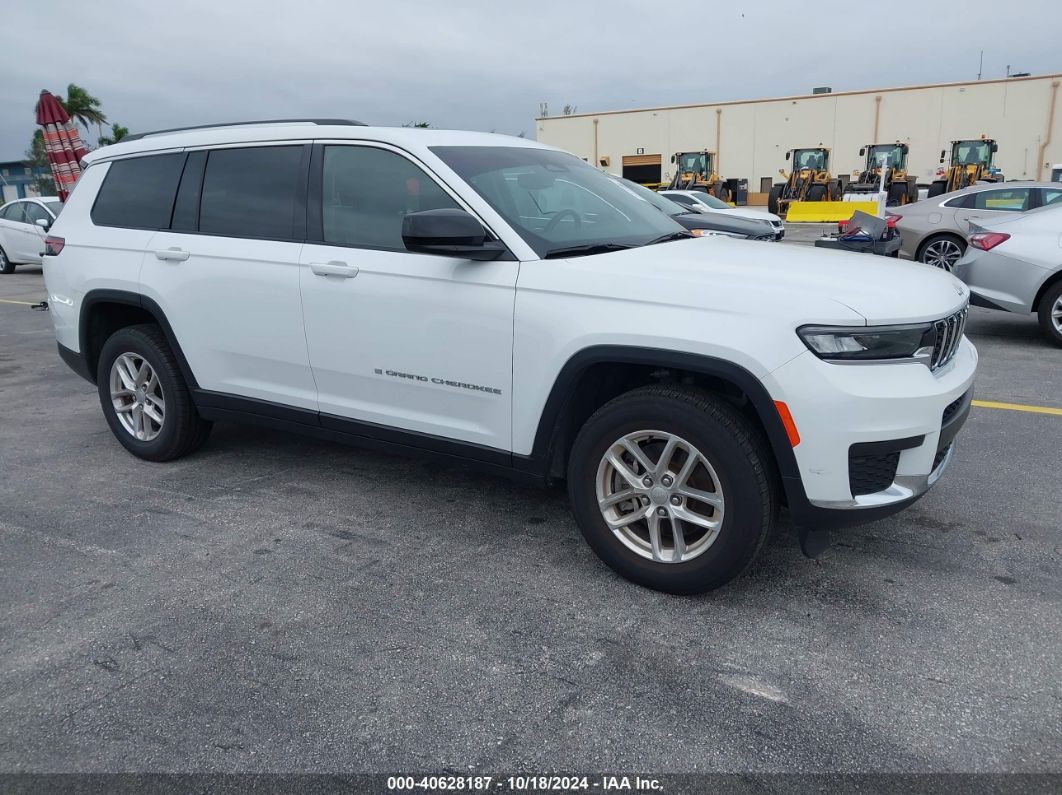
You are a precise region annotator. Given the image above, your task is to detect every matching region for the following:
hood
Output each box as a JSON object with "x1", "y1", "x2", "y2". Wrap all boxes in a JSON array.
[{"x1": 546, "y1": 236, "x2": 969, "y2": 326}]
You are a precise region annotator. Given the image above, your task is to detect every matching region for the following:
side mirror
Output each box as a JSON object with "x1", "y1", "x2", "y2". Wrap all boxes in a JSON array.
[
  {"x1": 402, "y1": 209, "x2": 506, "y2": 261},
  {"x1": 35, "y1": 218, "x2": 51, "y2": 231},
  {"x1": 991, "y1": 143, "x2": 998, "y2": 153},
  {"x1": 859, "y1": 147, "x2": 866, "y2": 156},
  {"x1": 785, "y1": 151, "x2": 791, "y2": 161},
  {"x1": 940, "y1": 149, "x2": 946, "y2": 160},
  {"x1": 670, "y1": 154, "x2": 676, "y2": 163}
]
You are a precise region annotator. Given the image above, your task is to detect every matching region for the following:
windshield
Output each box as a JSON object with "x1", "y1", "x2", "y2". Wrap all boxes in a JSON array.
[
  {"x1": 692, "y1": 193, "x2": 730, "y2": 209},
  {"x1": 431, "y1": 146, "x2": 684, "y2": 257},
  {"x1": 793, "y1": 149, "x2": 827, "y2": 170},
  {"x1": 867, "y1": 145, "x2": 904, "y2": 169},
  {"x1": 609, "y1": 177, "x2": 686, "y2": 217},
  {"x1": 676, "y1": 152, "x2": 711, "y2": 175},
  {"x1": 953, "y1": 141, "x2": 991, "y2": 166}
]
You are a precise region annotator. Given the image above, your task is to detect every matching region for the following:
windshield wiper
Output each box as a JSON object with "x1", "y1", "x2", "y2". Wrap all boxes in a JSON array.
[
  {"x1": 543, "y1": 243, "x2": 636, "y2": 259},
  {"x1": 643, "y1": 231, "x2": 694, "y2": 246}
]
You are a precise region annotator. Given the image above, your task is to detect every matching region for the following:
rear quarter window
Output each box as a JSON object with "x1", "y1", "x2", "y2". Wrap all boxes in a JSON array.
[{"x1": 91, "y1": 153, "x2": 186, "y2": 229}]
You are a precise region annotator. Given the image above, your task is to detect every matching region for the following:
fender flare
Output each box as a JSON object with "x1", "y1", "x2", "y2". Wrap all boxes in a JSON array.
[{"x1": 79, "y1": 289, "x2": 199, "y2": 388}]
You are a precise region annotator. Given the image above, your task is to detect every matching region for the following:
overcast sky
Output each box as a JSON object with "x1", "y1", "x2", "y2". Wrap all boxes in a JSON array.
[{"x1": 2, "y1": 0, "x2": 1059, "y2": 161}]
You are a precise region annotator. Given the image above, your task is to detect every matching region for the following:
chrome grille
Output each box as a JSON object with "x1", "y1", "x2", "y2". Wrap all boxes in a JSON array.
[{"x1": 930, "y1": 306, "x2": 968, "y2": 371}]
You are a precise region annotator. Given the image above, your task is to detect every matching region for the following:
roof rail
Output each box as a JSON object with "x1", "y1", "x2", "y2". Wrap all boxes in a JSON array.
[{"x1": 121, "y1": 118, "x2": 368, "y2": 142}]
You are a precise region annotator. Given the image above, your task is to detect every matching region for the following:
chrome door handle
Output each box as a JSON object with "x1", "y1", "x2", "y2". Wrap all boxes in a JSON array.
[
  {"x1": 310, "y1": 261, "x2": 359, "y2": 278},
  {"x1": 155, "y1": 248, "x2": 190, "y2": 262}
]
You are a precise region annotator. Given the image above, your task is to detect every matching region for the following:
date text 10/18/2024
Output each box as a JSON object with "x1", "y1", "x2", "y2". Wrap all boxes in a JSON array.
[{"x1": 387, "y1": 776, "x2": 663, "y2": 792}]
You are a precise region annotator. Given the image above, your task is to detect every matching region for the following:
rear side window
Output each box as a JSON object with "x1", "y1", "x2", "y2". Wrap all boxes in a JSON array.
[
  {"x1": 199, "y1": 146, "x2": 304, "y2": 239},
  {"x1": 0, "y1": 203, "x2": 28, "y2": 222},
  {"x1": 91, "y1": 153, "x2": 186, "y2": 229}
]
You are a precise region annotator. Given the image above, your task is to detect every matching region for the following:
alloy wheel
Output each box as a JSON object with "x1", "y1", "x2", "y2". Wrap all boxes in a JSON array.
[
  {"x1": 922, "y1": 239, "x2": 964, "y2": 271},
  {"x1": 109, "y1": 352, "x2": 165, "y2": 441},
  {"x1": 595, "y1": 430, "x2": 725, "y2": 563},
  {"x1": 1053, "y1": 296, "x2": 1062, "y2": 334}
]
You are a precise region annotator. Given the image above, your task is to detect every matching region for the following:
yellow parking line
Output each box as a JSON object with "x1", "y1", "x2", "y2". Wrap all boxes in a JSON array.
[
  {"x1": 972, "y1": 399, "x2": 1062, "y2": 416},
  {"x1": 0, "y1": 298, "x2": 39, "y2": 306}
]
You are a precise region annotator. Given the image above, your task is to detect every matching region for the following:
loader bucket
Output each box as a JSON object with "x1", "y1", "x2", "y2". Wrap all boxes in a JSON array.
[{"x1": 786, "y1": 200, "x2": 879, "y2": 223}]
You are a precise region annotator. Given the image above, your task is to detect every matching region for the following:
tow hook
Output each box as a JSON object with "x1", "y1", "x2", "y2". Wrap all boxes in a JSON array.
[
  {"x1": 30, "y1": 301, "x2": 49, "y2": 311},
  {"x1": 798, "y1": 526, "x2": 832, "y2": 558}
]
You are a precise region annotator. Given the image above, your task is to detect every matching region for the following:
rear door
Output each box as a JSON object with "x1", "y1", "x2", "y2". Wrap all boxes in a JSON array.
[
  {"x1": 141, "y1": 144, "x2": 318, "y2": 411},
  {"x1": 0, "y1": 202, "x2": 40, "y2": 261},
  {"x1": 952, "y1": 187, "x2": 1033, "y2": 233}
]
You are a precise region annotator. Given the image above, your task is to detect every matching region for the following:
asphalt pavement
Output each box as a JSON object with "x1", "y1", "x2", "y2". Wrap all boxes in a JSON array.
[{"x1": 0, "y1": 259, "x2": 1059, "y2": 775}]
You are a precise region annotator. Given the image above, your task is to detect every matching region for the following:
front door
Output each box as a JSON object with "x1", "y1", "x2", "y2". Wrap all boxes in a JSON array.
[{"x1": 299, "y1": 143, "x2": 518, "y2": 452}]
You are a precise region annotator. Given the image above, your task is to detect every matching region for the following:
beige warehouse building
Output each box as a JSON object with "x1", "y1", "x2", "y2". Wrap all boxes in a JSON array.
[{"x1": 536, "y1": 73, "x2": 1061, "y2": 197}]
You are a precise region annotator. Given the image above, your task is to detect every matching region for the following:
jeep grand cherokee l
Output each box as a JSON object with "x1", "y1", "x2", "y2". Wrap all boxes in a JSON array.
[{"x1": 42, "y1": 120, "x2": 976, "y2": 594}]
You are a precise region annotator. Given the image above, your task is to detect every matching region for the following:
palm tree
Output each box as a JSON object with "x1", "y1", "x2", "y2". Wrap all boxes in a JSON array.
[
  {"x1": 60, "y1": 84, "x2": 107, "y2": 139},
  {"x1": 98, "y1": 123, "x2": 130, "y2": 147}
]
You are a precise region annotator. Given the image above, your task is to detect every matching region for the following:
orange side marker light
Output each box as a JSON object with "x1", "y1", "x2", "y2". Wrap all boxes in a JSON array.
[{"x1": 774, "y1": 401, "x2": 800, "y2": 447}]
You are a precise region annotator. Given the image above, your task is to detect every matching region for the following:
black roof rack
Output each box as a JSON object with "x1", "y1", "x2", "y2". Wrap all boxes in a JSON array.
[{"x1": 121, "y1": 118, "x2": 367, "y2": 143}]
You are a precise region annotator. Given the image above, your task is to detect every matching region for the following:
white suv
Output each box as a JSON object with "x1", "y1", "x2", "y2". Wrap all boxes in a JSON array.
[{"x1": 42, "y1": 120, "x2": 977, "y2": 593}]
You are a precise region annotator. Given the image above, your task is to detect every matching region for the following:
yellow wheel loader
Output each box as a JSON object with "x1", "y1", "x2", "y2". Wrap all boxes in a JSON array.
[
  {"x1": 844, "y1": 143, "x2": 918, "y2": 206},
  {"x1": 928, "y1": 138, "x2": 1003, "y2": 197},
  {"x1": 666, "y1": 151, "x2": 732, "y2": 202},
  {"x1": 768, "y1": 147, "x2": 842, "y2": 217}
]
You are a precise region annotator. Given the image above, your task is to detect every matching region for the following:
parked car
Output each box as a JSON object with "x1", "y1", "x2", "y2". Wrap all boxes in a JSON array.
[
  {"x1": 609, "y1": 176, "x2": 777, "y2": 240},
  {"x1": 43, "y1": 121, "x2": 975, "y2": 594},
  {"x1": 0, "y1": 196, "x2": 62, "y2": 273},
  {"x1": 891, "y1": 182, "x2": 1062, "y2": 271},
  {"x1": 954, "y1": 202, "x2": 1062, "y2": 347},
  {"x1": 659, "y1": 189, "x2": 785, "y2": 240}
]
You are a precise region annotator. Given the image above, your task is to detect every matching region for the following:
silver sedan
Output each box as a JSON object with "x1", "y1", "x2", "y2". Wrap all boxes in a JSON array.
[
  {"x1": 892, "y1": 182, "x2": 1061, "y2": 270},
  {"x1": 954, "y1": 202, "x2": 1062, "y2": 347}
]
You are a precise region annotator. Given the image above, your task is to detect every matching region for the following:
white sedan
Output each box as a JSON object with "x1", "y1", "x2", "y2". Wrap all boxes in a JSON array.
[
  {"x1": 660, "y1": 190, "x2": 784, "y2": 240},
  {"x1": 0, "y1": 197, "x2": 62, "y2": 274}
]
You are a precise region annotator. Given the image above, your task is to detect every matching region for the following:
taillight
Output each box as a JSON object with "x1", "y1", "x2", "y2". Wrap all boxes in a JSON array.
[
  {"x1": 969, "y1": 232, "x2": 1010, "y2": 251},
  {"x1": 43, "y1": 236, "x2": 65, "y2": 256},
  {"x1": 884, "y1": 213, "x2": 901, "y2": 226}
]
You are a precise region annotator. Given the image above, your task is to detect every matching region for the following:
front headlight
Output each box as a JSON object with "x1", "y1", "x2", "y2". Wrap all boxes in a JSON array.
[{"x1": 797, "y1": 323, "x2": 936, "y2": 363}]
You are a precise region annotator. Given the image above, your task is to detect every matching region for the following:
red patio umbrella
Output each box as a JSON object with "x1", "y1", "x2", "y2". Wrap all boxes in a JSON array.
[{"x1": 35, "y1": 90, "x2": 88, "y2": 202}]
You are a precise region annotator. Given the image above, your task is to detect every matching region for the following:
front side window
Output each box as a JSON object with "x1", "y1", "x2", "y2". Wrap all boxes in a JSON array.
[
  {"x1": 23, "y1": 203, "x2": 51, "y2": 225},
  {"x1": 91, "y1": 153, "x2": 186, "y2": 229},
  {"x1": 199, "y1": 146, "x2": 304, "y2": 239},
  {"x1": 431, "y1": 146, "x2": 682, "y2": 257},
  {"x1": 321, "y1": 146, "x2": 459, "y2": 250},
  {"x1": 970, "y1": 188, "x2": 1030, "y2": 212}
]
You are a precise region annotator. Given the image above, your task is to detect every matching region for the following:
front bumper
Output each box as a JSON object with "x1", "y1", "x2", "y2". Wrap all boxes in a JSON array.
[{"x1": 765, "y1": 338, "x2": 977, "y2": 524}]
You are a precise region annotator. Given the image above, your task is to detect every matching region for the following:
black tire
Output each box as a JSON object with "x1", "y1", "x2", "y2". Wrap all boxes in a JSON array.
[
  {"x1": 806, "y1": 184, "x2": 827, "y2": 201},
  {"x1": 830, "y1": 180, "x2": 842, "y2": 200},
  {"x1": 927, "y1": 180, "x2": 947, "y2": 198},
  {"x1": 767, "y1": 185, "x2": 783, "y2": 215},
  {"x1": 567, "y1": 386, "x2": 778, "y2": 595},
  {"x1": 0, "y1": 245, "x2": 14, "y2": 275},
  {"x1": 96, "y1": 324, "x2": 212, "y2": 461},
  {"x1": 916, "y1": 233, "x2": 966, "y2": 271},
  {"x1": 1036, "y1": 280, "x2": 1062, "y2": 348},
  {"x1": 714, "y1": 183, "x2": 730, "y2": 204},
  {"x1": 886, "y1": 183, "x2": 907, "y2": 206}
]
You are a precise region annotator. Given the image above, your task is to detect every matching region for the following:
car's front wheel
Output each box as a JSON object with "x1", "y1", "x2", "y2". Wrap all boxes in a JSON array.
[
  {"x1": 918, "y1": 234, "x2": 966, "y2": 271},
  {"x1": 96, "y1": 324, "x2": 212, "y2": 461},
  {"x1": 567, "y1": 386, "x2": 777, "y2": 594},
  {"x1": 1037, "y1": 280, "x2": 1062, "y2": 348}
]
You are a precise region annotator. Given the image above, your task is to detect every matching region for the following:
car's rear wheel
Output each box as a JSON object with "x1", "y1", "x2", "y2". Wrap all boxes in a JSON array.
[
  {"x1": 0, "y1": 245, "x2": 14, "y2": 275},
  {"x1": 918, "y1": 234, "x2": 966, "y2": 271},
  {"x1": 1037, "y1": 280, "x2": 1062, "y2": 348},
  {"x1": 567, "y1": 386, "x2": 777, "y2": 594},
  {"x1": 97, "y1": 324, "x2": 212, "y2": 461}
]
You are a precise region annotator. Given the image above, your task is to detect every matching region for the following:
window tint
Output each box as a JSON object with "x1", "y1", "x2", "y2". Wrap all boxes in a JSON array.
[
  {"x1": 943, "y1": 194, "x2": 973, "y2": 208},
  {"x1": 321, "y1": 146, "x2": 459, "y2": 250},
  {"x1": 44, "y1": 201, "x2": 62, "y2": 217},
  {"x1": 200, "y1": 146, "x2": 304, "y2": 239},
  {"x1": 171, "y1": 150, "x2": 206, "y2": 232},
  {"x1": 969, "y1": 188, "x2": 1030, "y2": 212},
  {"x1": 23, "y1": 203, "x2": 51, "y2": 224},
  {"x1": 92, "y1": 153, "x2": 186, "y2": 229},
  {"x1": 0, "y1": 203, "x2": 27, "y2": 222},
  {"x1": 668, "y1": 194, "x2": 696, "y2": 206},
  {"x1": 1040, "y1": 188, "x2": 1062, "y2": 207}
]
